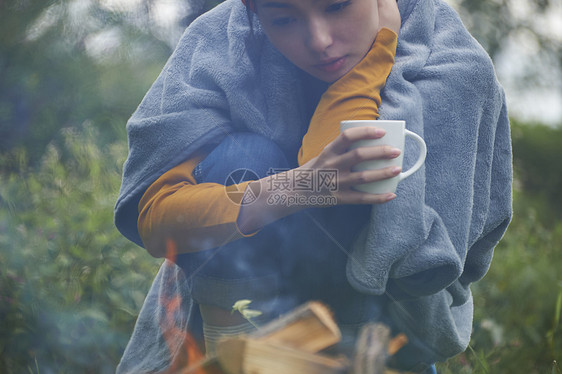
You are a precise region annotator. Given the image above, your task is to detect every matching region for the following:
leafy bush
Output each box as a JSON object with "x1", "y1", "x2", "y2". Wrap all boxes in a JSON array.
[
  {"x1": 511, "y1": 120, "x2": 562, "y2": 223},
  {"x1": 0, "y1": 126, "x2": 161, "y2": 373}
]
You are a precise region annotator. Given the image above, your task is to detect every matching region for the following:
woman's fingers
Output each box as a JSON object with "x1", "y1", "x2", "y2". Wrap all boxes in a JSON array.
[
  {"x1": 326, "y1": 127, "x2": 385, "y2": 155},
  {"x1": 337, "y1": 189, "x2": 397, "y2": 205},
  {"x1": 336, "y1": 144, "x2": 401, "y2": 170},
  {"x1": 339, "y1": 165, "x2": 401, "y2": 187},
  {"x1": 307, "y1": 126, "x2": 403, "y2": 206}
]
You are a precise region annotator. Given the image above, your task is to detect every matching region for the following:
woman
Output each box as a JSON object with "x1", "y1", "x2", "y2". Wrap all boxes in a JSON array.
[{"x1": 115, "y1": 0, "x2": 512, "y2": 372}]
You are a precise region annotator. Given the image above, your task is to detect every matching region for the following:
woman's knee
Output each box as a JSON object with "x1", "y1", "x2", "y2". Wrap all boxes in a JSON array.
[{"x1": 196, "y1": 132, "x2": 290, "y2": 183}]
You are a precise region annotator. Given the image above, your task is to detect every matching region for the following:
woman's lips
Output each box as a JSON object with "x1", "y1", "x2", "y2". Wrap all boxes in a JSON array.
[{"x1": 315, "y1": 57, "x2": 346, "y2": 73}]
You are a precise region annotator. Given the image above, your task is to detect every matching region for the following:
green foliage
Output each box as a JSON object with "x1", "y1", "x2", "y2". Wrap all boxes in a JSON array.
[
  {"x1": 511, "y1": 120, "x2": 562, "y2": 223},
  {"x1": 455, "y1": 0, "x2": 561, "y2": 93},
  {"x1": 0, "y1": 126, "x2": 161, "y2": 373},
  {"x1": 0, "y1": 0, "x2": 171, "y2": 169}
]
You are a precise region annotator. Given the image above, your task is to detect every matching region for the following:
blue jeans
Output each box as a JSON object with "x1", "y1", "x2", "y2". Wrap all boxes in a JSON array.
[
  {"x1": 176, "y1": 132, "x2": 375, "y2": 322},
  {"x1": 175, "y1": 132, "x2": 436, "y2": 373}
]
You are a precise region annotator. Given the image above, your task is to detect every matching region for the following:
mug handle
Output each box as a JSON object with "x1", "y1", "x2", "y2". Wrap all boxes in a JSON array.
[{"x1": 399, "y1": 130, "x2": 427, "y2": 181}]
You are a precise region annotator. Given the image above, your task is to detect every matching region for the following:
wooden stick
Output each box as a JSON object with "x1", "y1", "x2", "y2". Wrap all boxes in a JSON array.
[
  {"x1": 353, "y1": 324, "x2": 390, "y2": 374},
  {"x1": 251, "y1": 301, "x2": 341, "y2": 353},
  {"x1": 217, "y1": 337, "x2": 348, "y2": 374},
  {"x1": 387, "y1": 334, "x2": 408, "y2": 356}
]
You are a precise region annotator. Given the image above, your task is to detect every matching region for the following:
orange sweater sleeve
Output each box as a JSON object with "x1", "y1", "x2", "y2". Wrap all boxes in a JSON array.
[
  {"x1": 298, "y1": 28, "x2": 398, "y2": 165},
  {"x1": 138, "y1": 28, "x2": 397, "y2": 256},
  {"x1": 137, "y1": 148, "x2": 257, "y2": 256}
]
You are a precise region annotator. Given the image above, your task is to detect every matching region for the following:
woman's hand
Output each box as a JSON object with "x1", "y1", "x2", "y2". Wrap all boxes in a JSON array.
[
  {"x1": 300, "y1": 126, "x2": 402, "y2": 206},
  {"x1": 378, "y1": 0, "x2": 401, "y2": 34},
  {"x1": 237, "y1": 127, "x2": 400, "y2": 234}
]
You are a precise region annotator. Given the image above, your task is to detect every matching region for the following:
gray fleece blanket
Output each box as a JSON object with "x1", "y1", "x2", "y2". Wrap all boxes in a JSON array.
[{"x1": 115, "y1": 0, "x2": 512, "y2": 371}]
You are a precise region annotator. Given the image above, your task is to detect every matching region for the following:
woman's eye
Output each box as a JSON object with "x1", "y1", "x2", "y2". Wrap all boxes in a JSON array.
[
  {"x1": 327, "y1": 0, "x2": 352, "y2": 12},
  {"x1": 272, "y1": 17, "x2": 296, "y2": 26}
]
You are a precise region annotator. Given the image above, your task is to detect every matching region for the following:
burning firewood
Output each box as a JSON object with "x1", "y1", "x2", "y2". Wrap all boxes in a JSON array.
[
  {"x1": 184, "y1": 301, "x2": 411, "y2": 374},
  {"x1": 216, "y1": 301, "x2": 347, "y2": 373},
  {"x1": 216, "y1": 337, "x2": 348, "y2": 374},
  {"x1": 250, "y1": 300, "x2": 342, "y2": 352}
]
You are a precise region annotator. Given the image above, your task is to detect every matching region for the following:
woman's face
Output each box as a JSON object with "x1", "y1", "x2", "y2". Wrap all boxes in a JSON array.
[{"x1": 255, "y1": 0, "x2": 379, "y2": 83}]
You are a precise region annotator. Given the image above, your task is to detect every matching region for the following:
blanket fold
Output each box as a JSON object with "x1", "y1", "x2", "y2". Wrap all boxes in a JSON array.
[
  {"x1": 341, "y1": 0, "x2": 512, "y2": 366},
  {"x1": 115, "y1": 0, "x2": 512, "y2": 371},
  {"x1": 343, "y1": 0, "x2": 512, "y2": 366}
]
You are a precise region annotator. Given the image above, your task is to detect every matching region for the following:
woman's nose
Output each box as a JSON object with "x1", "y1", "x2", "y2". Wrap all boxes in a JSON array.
[{"x1": 306, "y1": 18, "x2": 333, "y2": 53}]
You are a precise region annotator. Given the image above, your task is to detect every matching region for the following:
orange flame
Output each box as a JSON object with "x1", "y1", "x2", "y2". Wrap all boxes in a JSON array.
[
  {"x1": 159, "y1": 240, "x2": 219, "y2": 373},
  {"x1": 166, "y1": 238, "x2": 178, "y2": 263}
]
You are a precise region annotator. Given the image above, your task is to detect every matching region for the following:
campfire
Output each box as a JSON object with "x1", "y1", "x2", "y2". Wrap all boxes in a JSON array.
[{"x1": 181, "y1": 301, "x2": 410, "y2": 374}]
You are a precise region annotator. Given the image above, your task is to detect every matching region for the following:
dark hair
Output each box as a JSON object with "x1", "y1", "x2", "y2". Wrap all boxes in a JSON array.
[
  {"x1": 245, "y1": 0, "x2": 255, "y2": 34},
  {"x1": 244, "y1": 0, "x2": 258, "y2": 51}
]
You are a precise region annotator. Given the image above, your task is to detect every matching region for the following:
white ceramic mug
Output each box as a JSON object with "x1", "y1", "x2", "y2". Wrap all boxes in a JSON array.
[{"x1": 340, "y1": 120, "x2": 427, "y2": 194}]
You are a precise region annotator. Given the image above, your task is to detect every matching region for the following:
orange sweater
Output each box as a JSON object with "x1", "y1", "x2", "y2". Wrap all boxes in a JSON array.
[{"x1": 138, "y1": 28, "x2": 398, "y2": 255}]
